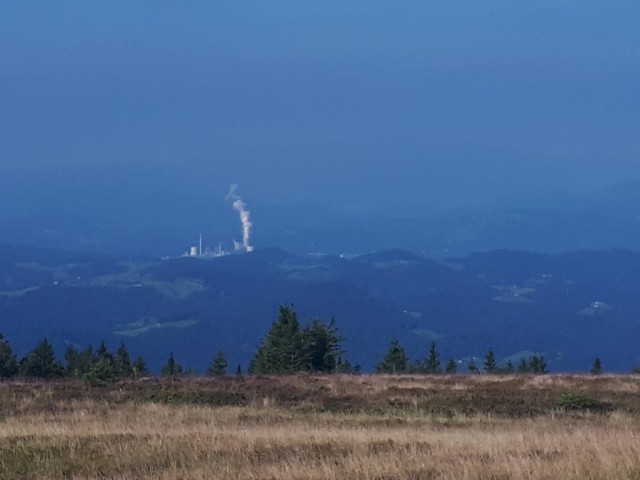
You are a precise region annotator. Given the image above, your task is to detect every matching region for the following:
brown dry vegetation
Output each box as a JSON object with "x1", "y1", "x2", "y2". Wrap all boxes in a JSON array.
[{"x1": 1, "y1": 374, "x2": 639, "y2": 479}]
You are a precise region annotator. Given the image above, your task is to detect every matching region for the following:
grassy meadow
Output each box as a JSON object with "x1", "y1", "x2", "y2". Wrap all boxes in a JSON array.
[{"x1": 1, "y1": 374, "x2": 639, "y2": 479}]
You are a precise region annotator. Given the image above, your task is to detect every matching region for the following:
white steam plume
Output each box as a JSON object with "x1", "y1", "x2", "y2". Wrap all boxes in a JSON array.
[{"x1": 226, "y1": 183, "x2": 254, "y2": 253}]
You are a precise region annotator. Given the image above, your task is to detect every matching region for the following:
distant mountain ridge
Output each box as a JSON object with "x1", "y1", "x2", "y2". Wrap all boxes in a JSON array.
[{"x1": 1, "y1": 243, "x2": 639, "y2": 372}]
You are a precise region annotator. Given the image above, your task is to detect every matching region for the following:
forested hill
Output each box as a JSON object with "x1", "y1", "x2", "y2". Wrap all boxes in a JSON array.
[{"x1": 1, "y1": 243, "x2": 639, "y2": 372}]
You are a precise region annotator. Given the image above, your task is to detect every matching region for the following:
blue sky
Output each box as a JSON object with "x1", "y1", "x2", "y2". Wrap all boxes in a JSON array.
[{"x1": 1, "y1": 1, "x2": 639, "y2": 209}]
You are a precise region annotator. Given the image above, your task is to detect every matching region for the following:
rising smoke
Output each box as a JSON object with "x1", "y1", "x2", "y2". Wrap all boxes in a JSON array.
[{"x1": 226, "y1": 184, "x2": 254, "y2": 253}]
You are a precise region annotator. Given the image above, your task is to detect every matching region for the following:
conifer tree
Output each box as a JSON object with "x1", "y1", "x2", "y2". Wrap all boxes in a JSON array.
[
  {"x1": 424, "y1": 341, "x2": 441, "y2": 374},
  {"x1": 250, "y1": 306, "x2": 305, "y2": 374},
  {"x1": 484, "y1": 348, "x2": 498, "y2": 373},
  {"x1": 132, "y1": 356, "x2": 150, "y2": 378},
  {"x1": 590, "y1": 357, "x2": 602, "y2": 375},
  {"x1": 85, "y1": 341, "x2": 119, "y2": 385},
  {"x1": 504, "y1": 359, "x2": 515, "y2": 374},
  {"x1": 336, "y1": 357, "x2": 355, "y2": 374},
  {"x1": 20, "y1": 339, "x2": 64, "y2": 378},
  {"x1": 161, "y1": 353, "x2": 183, "y2": 377},
  {"x1": 115, "y1": 343, "x2": 133, "y2": 378},
  {"x1": 301, "y1": 318, "x2": 343, "y2": 373},
  {"x1": 517, "y1": 357, "x2": 529, "y2": 373},
  {"x1": 235, "y1": 364, "x2": 243, "y2": 376},
  {"x1": 65, "y1": 345, "x2": 98, "y2": 378},
  {"x1": 467, "y1": 358, "x2": 480, "y2": 374},
  {"x1": 0, "y1": 333, "x2": 18, "y2": 380},
  {"x1": 530, "y1": 355, "x2": 548, "y2": 374},
  {"x1": 445, "y1": 357, "x2": 457, "y2": 374},
  {"x1": 206, "y1": 350, "x2": 228, "y2": 376},
  {"x1": 376, "y1": 339, "x2": 408, "y2": 373}
]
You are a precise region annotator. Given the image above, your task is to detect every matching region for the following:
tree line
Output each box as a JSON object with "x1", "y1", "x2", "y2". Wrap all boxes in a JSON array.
[{"x1": 0, "y1": 306, "x2": 612, "y2": 382}]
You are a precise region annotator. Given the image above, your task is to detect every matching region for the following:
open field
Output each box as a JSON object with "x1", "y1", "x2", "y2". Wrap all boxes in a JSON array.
[{"x1": 1, "y1": 375, "x2": 639, "y2": 479}]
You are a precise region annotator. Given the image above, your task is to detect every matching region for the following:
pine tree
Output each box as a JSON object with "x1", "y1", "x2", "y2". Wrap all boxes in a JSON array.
[
  {"x1": 161, "y1": 353, "x2": 183, "y2": 377},
  {"x1": 20, "y1": 339, "x2": 64, "y2": 378},
  {"x1": 517, "y1": 357, "x2": 529, "y2": 373},
  {"x1": 250, "y1": 305, "x2": 305, "y2": 374},
  {"x1": 530, "y1": 355, "x2": 548, "y2": 374},
  {"x1": 235, "y1": 364, "x2": 243, "y2": 376},
  {"x1": 467, "y1": 359, "x2": 480, "y2": 374},
  {"x1": 590, "y1": 357, "x2": 602, "y2": 375},
  {"x1": 484, "y1": 348, "x2": 498, "y2": 373},
  {"x1": 424, "y1": 341, "x2": 441, "y2": 374},
  {"x1": 85, "y1": 341, "x2": 119, "y2": 385},
  {"x1": 114, "y1": 343, "x2": 133, "y2": 378},
  {"x1": 65, "y1": 345, "x2": 97, "y2": 378},
  {"x1": 445, "y1": 357, "x2": 457, "y2": 374},
  {"x1": 335, "y1": 357, "x2": 354, "y2": 374},
  {"x1": 376, "y1": 339, "x2": 408, "y2": 373},
  {"x1": 206, "y1": 350, "x2": 228, "y2": 376},
  {"x1": 301, "y1": 318, "x2": 344, "y2": 373},
  {"x1": 132, "y1": 356, "x2": 149, "y2": 378},
  {"x1": 0, "y1": 333, "x2": 18, "y2": 380},
  {"x1": 504, "y1": 360, "x2": 515, "y2": 374}
]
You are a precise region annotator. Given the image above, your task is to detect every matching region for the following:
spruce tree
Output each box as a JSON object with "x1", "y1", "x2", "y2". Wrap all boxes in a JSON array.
[
  {"x1": 335, "y1": 357, "x2": 354, "y2": 374},
  {"x1": 161, "y1": 353, "x2": 183, "y2": 377},
  {"x1": 445, "y1": 357, "x2": 457, "y2": 374},
  {"x1": 484, "y1": 348, "x2": 498, "y2": 373},
  {"x1": 86, "y1": 342, "x2": 119, "y2": 385},
  {"x1": 376, "y1": 339, "x2": 408, "y2": 373},
  {"x1": 132, "y1": 356, "x2": 149, "y2": 378},
  {"x1": 301, "y1": 318, "x2": 344, "y2": 373},
  {"x1": 467, "y1": 359, "x2": 480, "y2": 374},
  {"x1": 206, "y1": 350, "x2": 228, "y2": 376},
  {"x1": 504, "y1": 360, "x2": 515, "y2": 374},
  {"x1": 65, "y1": 345, "x2": 98, "y2": 378},
  {"x1": 115, "y1": 343, "x2": 133, "y2": 378},
  {"x1": 424, "y1": 341, "x2": 441, "y2": 374},
  {"x1": 530, "y1": 355, "x2": 548, "y2": 374},
  {"x1": 0, "y1": 333, "x2": 18, "y2": 380},
  {"x1": 20, "y1": 339, "x2": 64, "y2": 378},
  {"x1": 590, "y1": 357, "x2": 602, "y2": 375},
  {"x1": 517, "y1": 357, "x2": 530, "y2": 373},
  {"x1": 250, "y1": 305, "x2": 305, "y2": 374}
]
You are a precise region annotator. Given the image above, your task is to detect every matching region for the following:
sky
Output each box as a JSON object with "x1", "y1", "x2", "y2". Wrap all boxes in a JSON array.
[{"x1": 1, "y1": 1, "x2": 640, "y2": 210}]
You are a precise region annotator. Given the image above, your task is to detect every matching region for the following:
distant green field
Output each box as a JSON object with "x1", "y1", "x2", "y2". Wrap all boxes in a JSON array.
[{"x1": 113, "y1": 318, "x2": 200, "y2": 337}]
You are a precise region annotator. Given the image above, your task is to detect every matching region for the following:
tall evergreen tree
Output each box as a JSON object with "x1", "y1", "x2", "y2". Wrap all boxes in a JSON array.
[
  {"x1": 115, "y1": 343, "x2": 133, "y2": 378},
  {"x1": 591, "y1": 357, "x2": 602, "y2": 375},
  {"x1": 424, "y1": 341, "x2": 442, "y2": 374},
  {"x1": 161, "y1": 353, "x2": 183, "y2": 377},
  {"x1": 250, "y1": 305, "x2": 305, "y2": 374},
  {"x1": 206, "y1": 350, "x2": 228, "y2": 376},
  {"x1": 376, "y1": 339, "x2": 408, "y2": 373},
  {"x1": 504, "y1": 360, "x2": 515, "y2": 374},
  {"x1": 85, "y1": 341, "x2": 119, "y2": 385},
  {"x1": 132, "y1": 356, "x2": 149, "y2": 378},
  {"x1": 467, "y1": 359, "x2": 480, "y2": 374},
  {"x1": 484, "y1": 348, "x2": 498, "y2": 373},
  {"x1": 517, "y1": 357, "x2": 530, "y2": 373},
  {"x1": 530, "y1": 355, "x2": 548, "y2": 374},
  {"x1": 445, "y1": 357, "x2": 457, "y2": 374},
  {"x1": 20, "y1": 339, "x2": 64, "y2": 378},
  {"x1": 0, "y1": 333, "x2": 18, "y2": 380},
  {"x1": 301, "y1": 318, "x2": 344, "y2": 373}
]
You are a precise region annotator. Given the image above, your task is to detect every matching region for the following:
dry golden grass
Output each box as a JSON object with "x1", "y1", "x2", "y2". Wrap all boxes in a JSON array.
[{"x1": 1, "y1": 375, "x2": 640, "y2": 479}]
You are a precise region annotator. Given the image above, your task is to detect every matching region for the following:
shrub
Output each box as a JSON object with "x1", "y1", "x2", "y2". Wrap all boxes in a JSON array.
[{"x1": 554, "y1": 392, "x2": 611, "y2": 412}]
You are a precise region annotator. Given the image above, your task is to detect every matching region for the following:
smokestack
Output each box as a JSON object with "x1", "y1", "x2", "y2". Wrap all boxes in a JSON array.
[
  {"x1": 226, "y1": 184, "x2": 254, "y2": 253},
  {"x1": 199, "y1": 234, "x2": 203, "y2": 256}
]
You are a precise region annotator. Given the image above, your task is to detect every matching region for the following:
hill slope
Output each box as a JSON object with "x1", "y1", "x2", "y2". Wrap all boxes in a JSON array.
[{"x1": 1, "y1": 244, "x2": 639, "y2": 372}]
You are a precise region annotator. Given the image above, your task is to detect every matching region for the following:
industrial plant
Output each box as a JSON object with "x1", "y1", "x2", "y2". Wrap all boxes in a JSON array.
[{"x1": 183, "y1": 184, "x2": 254, "y2": 258}]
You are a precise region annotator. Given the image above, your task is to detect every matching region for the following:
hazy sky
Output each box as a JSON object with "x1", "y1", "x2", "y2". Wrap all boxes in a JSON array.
[{"x1": 1, "y1": 1, "x2": 639, "y2": 209}]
